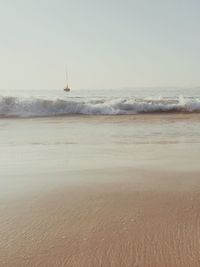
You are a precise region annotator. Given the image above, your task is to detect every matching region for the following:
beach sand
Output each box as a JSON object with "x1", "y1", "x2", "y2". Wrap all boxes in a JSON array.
[{"x1": 1, "y1": 114, "x2": 200, "y2": 266}]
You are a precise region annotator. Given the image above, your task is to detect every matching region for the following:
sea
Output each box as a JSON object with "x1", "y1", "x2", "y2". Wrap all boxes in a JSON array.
[
  {"x1": 0, "y1": 87, "x2": 200, "y2": 198},
  {"x1": 0, "y1": 87, "x2": 200, "y2": 117}
]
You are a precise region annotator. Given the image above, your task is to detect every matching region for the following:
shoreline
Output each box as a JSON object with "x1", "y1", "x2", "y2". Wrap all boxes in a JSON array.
[{"x1": 1, "y1": 113, "x2": 200, "y2": 266}]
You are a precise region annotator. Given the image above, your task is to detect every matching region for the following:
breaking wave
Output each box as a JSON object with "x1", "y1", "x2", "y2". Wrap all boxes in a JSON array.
[{"x1": 0, "y1": 95, "x2": 200, "y2": 117}]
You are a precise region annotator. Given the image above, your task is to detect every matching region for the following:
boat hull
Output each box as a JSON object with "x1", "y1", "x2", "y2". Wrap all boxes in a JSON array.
[{"x1": 64, "y1": 88, "x2": 70, "y2": 92}]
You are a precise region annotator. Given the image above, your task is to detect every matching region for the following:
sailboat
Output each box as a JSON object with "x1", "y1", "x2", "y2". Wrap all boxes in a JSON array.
[
  {"x1": 64, "y1": 84, "x2": 70, "y2": 92},
  {"x1": 63, "y1": 67, "x2": 70, "y2": 92}
]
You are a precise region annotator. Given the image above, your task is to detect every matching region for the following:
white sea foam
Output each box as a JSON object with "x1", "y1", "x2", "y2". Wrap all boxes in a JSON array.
[{"x1": 0, "y1": 95, "x2": 200, "y2": 117}]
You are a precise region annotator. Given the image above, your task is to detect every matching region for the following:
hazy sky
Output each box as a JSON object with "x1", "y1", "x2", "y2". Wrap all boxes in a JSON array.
[{"x1": 0, "y1": 0, "x2": 200, "y2": 90}]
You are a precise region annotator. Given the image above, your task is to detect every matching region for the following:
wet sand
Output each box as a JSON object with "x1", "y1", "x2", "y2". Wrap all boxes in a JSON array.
[
  {"x1": 1, "y1": 169, "x2": 200, "y2": 267},
  {"x1": 1, "y1": 114, "x2": 200, "y2": 266}
]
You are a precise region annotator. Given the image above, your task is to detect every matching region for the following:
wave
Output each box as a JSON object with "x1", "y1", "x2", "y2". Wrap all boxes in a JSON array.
[{"x1": 0, "y1": 96, "x2": 200, "y2": 117}]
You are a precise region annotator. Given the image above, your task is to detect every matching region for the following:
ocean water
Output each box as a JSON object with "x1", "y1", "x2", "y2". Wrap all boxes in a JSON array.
[
  {"x1": 0, "y1": 88, "x2": 200, "y2": 199},
  {"x1": 0, "y1": 88, "x2": 200, "y2": 117}
]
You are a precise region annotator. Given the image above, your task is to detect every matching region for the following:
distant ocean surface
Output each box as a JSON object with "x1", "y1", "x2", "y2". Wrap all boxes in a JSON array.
[{"x1": 0, "y1": 88, "x2": 200, "y2": 117}]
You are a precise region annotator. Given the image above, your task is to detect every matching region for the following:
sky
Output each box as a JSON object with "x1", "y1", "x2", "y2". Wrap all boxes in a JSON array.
[{"x1": 0, "y1": 0, "x2": 200, "y2": 90}]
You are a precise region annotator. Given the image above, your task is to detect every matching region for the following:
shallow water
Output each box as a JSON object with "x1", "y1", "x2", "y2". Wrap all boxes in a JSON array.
[{"x1": 0, "y1": 114, "x2": 200, "y2": 199}]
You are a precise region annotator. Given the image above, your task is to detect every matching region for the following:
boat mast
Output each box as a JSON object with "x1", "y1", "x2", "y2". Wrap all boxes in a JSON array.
[{"x1": 65, "y1": 66, "x2": 69, "y2": 88}]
